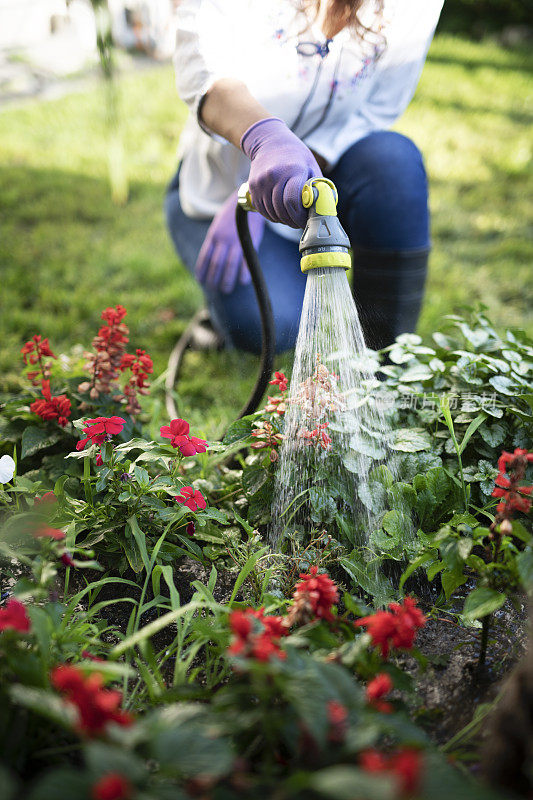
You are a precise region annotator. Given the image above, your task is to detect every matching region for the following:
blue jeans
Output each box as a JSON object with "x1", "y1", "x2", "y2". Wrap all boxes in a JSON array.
[{"x1": 165, "y1": 131, "x2": 430, "y2": 353}]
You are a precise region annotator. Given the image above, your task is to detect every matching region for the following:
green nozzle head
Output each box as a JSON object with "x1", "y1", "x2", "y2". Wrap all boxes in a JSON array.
[{"x1": 299, "y1": 178, "x2": 351, "y2": 273}]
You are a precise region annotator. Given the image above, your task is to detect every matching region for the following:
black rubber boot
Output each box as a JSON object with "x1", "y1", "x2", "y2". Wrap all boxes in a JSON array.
[{"x1": 351, "y1": 246, "x2": 430, "y2": 351}]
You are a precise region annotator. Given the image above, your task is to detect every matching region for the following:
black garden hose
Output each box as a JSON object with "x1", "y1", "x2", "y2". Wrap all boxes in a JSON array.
[
  {"x1": 234, "y1": 204, "x2": 276, "y2": 418},
  {"x1": 165, "y1": 205, "x2": 276, "y2": 423}
]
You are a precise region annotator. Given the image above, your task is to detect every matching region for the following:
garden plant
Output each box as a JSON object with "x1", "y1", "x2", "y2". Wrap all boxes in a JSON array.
[{"x1": 0, "y1": 302, "x2": 531, "y2": 800}]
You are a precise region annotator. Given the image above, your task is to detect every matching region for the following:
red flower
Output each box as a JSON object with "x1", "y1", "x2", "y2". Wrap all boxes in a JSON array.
[
  {"x1": 100, "y1": 305, "x2": 127, "y2": 327},
  {"x1": 35, "y1": 526, "x2": 65, "y2": 540},
  {"x1": 79, "y1": 306, "x2": 131, "y2": 406},
  {"x1": 30, "y1": 380, "x2": 71, "y2": 427},
  {"x1": 264, "y1": 396, "x2": 287, "y2": 415},
  {"x1": 497, "y1": 448, "x2": 533, "y2": 474},
  {"x1": 21, "y1": 335, "x2": 56, "y2": 365},
  {"x1": 298, "y1": 422, "x2": 332, "y2": 451},
  {"x1": 119, "y1": 349, "x2": 154, "y2": 415},
  {"x1": 51, "y1": 664, "x2": 133, "y2": 736},
  {"x1": 269, "y1": 371, "x2": 288, "y2": 393},
  {"x1": 92, "y1": 773, "x2": 132, "y2": 800},
  {"x1": 76, "y1": 417, "x2": 126, "y2": 451},
  {"x1": 160, "y1": 418, "x2": 207, "y2": 457},
  {"x1": 229, "y1": 610, "x2": 253, "y2": 640},
  {"x1": 35, "y1": 491, "x2": 57, "y2": 506},
  {"x1": 360, "y1": 748, "x2": 423, "y2": 798},
  {"x1": 356, "y1": 597, "x2": 426, "y2": 658},
  {"x1": 492, "y1": 449, "x2": 533, "y2": 516},
  {"x1": 186, "y1": 521, "x2": 196, "y2": 536},
  {"x1": 327, "y1": 700, "x2": 348, "y2": 743},
  {"x1": 228, "y1": 608, "x2": 287, "y2": 662},
  {"x1": 120, "y1": 349, "x2": 153, "y2": 383},
  {"x1": 175, "y1": 486, "x2": 207, "y2": 512},
  {"x1": 366, "y1": 673, "x2": 393, "y2": 713},
  {"x1": 291, "y1": 566, "x2": 339, "y2": 622},
  {"x1": 0, "y1": 598, "x2": 31, "y2": 633},
  {"x1": 96, "y1": 454, "x2": 104, "y2": 467},
  {"x1": 61, "y1": 552, "x2": 75, "y2": 567},
  {"x1": 251, "y1": 421, "x2": 284, "y2": 450}
]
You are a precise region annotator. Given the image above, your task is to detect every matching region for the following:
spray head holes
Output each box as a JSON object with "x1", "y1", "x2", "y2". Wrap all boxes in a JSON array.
[{"x1": 299, "y1": 178, "x2": 351, "y2": 274}]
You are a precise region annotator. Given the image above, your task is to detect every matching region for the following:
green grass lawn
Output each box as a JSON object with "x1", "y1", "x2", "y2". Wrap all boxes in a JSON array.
[{"x1": 0, "y1": 34, "x2": 531, "y2": 435}]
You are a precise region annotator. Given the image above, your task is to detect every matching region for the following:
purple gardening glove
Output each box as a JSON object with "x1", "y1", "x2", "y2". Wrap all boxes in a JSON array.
[
  {"x1": 241, "y1": 117, "x2": 322, "y2": 229},
  {"x1": 195, "y1": 189, "x2": 266, "y2": 294}
]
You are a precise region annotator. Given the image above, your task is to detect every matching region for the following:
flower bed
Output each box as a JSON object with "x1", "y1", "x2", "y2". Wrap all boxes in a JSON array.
[{"x1": 0, "y1": 306, "x2": 532, "y2": 799}]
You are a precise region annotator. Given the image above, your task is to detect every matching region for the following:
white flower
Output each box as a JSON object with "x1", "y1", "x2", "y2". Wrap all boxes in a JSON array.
[{"x1": 0, "y1": 455, "x2": 16, "y2": 484}]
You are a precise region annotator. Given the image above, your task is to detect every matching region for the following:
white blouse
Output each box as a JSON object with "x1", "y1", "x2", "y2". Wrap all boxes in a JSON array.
[{"x1": 173, "y1": 0, "x2": 443, "y2": 239}]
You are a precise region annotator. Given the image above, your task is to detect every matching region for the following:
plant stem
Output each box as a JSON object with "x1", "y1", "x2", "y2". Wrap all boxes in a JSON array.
[
  {"x1": 439, "y1": 397, "x2": 469, "y2": 512},
  {"x1": 83, "y1": 456, "x2": 93, "y2": 505}
]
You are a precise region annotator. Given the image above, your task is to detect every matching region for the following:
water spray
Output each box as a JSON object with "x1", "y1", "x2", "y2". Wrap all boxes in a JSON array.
[{"x1": 167, "y1": 176, "x2": 409, "y2": 579}]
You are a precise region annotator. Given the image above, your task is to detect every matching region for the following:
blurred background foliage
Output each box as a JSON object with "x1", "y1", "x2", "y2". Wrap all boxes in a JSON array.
[{"x1": 438, "y1": 0, "x2": 531, "y2": 35}]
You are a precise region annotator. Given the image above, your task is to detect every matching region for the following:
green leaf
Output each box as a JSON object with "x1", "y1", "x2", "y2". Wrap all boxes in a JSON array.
[
  {"x1": 390, "y1": 428, "x2": 432, "y2": 453},
  {"x1": 242, "y1": 465, "x2": 269, "y2": 495},
  {"x1": 229, "y1": 547, "x2": 268, "y2": 604},
  {"x1": 133, "y1": 465, "x2": 150, "y2": 486},
  {"x1": 9, "y1": 686, "x2": 77, "y2": 729},
  {"x1": 489, "y1": 375, "x2": 517, "y2": 395},
  {"x1": 126, "y1": 515, "x2": 150, "y2": 573},
  {"x1": 463, "y1": 587, "x2": 506, "y2": 621},
  {"x1": 112, "y1": 601, "x2": 222, "y2": 656},
  {"x1": 312, "y1": 766, "x2": 395, "y2": 800},
  {"x1": 458, "y1": 412, "x2": 487, "y2": 454},
  {"x1": 202, "y1": 507, "x2": 228, "y2": 524},
  {"x1": 359, "y1": 480, "x2": 387, "y2": 514},
  {"x1": 382, "y1": 510, "x2": 411, "y2": 543},
  {"x1": 222, "y1": 415, "x2": 254, "y2": 445},
  {"x1": 151, "y1": 716, "x2": 233, "y2": 778},
  {"x1": 388, "y1": 482, "x2": 418, "y2": 510},
  {"x1": 511, "y1": 520, "x2": 533, "y2": 545},
  {"x1": 26, "y1": 770, "x2": 90, "y2": 800},
  {"x1": 415, "y1": 489, "x2": 436, "y2": 524},
  {"x1": 400, "y1": 551, "x2": 435, "y2": 590},
  {"x1": 441, "y1": 569, "x2": 466, "y2": 601},
  {"x1": 348, "y1": 435, "x2": 386, "y2": 460},
  {"x1": 427, "y1": 560, "x2": 445, "y2": 581},
  {"x1": 339, "y1": 556, "x2": 393, "y2": 606},
  {"x1": 478, "y1": 422, "x2": 505, "y2": 448},
  {"x1": 21, "y1": 426, "x2": 62, "y2": 459}
]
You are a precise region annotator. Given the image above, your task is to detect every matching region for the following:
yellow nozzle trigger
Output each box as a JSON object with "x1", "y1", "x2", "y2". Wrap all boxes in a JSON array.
[{"x1": 301, "y1": 178, "x2": 338, "y2": 217}]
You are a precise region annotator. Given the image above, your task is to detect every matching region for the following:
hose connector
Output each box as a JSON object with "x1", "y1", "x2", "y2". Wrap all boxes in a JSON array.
[
  {"x1": 238, "y1": 182, "x2": 255, "y2": 212},
  {"x1": 299, "y1": 178, "x2": 351, "y2": 273}
]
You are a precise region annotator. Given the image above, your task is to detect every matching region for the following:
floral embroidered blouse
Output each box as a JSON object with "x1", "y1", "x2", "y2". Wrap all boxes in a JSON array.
[{"x1": 173, "y1": 0, "x2": 443, "y2": 238}]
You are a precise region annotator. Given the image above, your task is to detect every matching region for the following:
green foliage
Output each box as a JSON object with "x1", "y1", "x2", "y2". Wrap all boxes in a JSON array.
[{"x1": 1, "y1": 305, "x2": 531, "y2": 798}]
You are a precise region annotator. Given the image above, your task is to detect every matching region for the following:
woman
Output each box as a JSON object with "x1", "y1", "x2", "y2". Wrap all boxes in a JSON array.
[{"x1": 166, "y1": 0, "x2": 444, "y2": 353}]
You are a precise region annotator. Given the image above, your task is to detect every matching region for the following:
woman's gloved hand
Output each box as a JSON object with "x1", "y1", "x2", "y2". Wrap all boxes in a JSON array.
[
  {"x1": 241, "y1": 117, "x2": 322, "y2": 229},
  {"x1": 195, "y1": 189, "x2": 266, "y2": 294}
]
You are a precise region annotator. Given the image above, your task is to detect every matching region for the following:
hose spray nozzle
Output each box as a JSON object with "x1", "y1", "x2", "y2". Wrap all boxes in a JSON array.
[
  {"x1": 299, "y1": 178, "x2": 351, "y2": 274},
  {"x1": 237, "y1": 178, "x2": 351, "y2": 274}
]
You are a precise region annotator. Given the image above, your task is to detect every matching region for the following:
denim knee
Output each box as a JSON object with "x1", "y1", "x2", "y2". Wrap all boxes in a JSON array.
[{"x1": 330, "y1": 131, "x2": 430, "y2": 250}]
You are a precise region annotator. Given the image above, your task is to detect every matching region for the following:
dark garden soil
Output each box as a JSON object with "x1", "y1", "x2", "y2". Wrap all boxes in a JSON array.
[{"x1": 403, "y1": 599, "x2": 528, "y2": 747}]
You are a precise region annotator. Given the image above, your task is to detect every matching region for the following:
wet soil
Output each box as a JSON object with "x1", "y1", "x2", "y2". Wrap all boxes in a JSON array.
[{"x1": 403, "y1": 599, "x2": 528, "y2": 747}]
